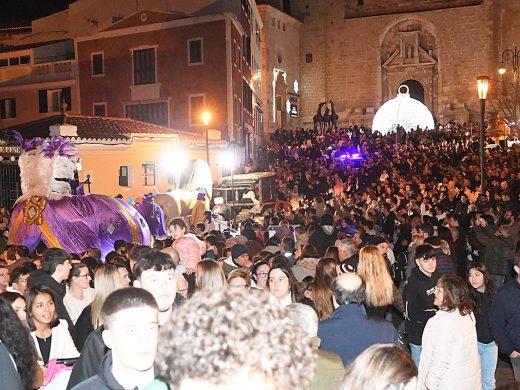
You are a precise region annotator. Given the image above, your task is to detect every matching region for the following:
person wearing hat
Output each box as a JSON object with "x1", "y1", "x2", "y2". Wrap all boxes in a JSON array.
[
  {"x1": 369, "y1": 236, "x2": 394, "y2": 271},
  {"x1": 221, "y1": 244, "x2": 252, "y2": 277},
  {"x1": 190, "y1": 193, "x2": 207, "y2": 229},
  {"x1": 309, "y1": 213, "x2": 338, "y2": 257}
]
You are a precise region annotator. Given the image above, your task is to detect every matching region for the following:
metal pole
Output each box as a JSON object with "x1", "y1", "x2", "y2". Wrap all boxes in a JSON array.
[
  {"x1": 480, "y1": 98, "x2": 486, "y2": 192},
  {"x1": 205, "y1": 127, "x2": 210, "y2": 165}
]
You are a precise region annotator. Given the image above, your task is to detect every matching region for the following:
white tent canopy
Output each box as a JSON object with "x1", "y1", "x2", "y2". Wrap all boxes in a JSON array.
[{"x1": 372, "y1": 85, "x2": 434, "y2": 134}]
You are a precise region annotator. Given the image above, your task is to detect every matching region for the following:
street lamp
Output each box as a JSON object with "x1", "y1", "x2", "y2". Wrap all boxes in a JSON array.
[
  {"x1": 477, "y1": 76, "x2": 489, "y2": 192},
  {"x1": 498, "y1": 46, "x2": 520, "y2": 78},
  {"x1": 201, "y1": 111, "x2": 211, "y2": 165}
]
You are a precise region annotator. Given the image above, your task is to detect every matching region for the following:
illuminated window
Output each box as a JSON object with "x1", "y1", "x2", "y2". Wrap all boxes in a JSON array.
[{"x1": 142, "y1": 163, "x2": 156, "y2": 186}]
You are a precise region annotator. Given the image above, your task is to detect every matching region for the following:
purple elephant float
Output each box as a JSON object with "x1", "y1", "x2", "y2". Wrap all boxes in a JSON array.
[{"x1": 8, "y1": 133, "x2": 151, "y2": 259}]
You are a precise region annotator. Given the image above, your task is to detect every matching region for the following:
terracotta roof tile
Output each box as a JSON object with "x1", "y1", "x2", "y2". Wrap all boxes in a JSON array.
[{"x1": 3, "y1": 114, "x2": 205, "y2": 142}]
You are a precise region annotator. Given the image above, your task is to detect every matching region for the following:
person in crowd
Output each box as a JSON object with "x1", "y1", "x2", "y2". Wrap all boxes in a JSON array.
[
  {"x1": 309, "y1": 213, "x2": 338, "y2": 256},
  {"x1": 357, "y1": 245, "x2": 404, "y2": 318},
  {"x1": 176, "y1": 275, "x2": 189, "y2": 299},
  {"x1": 309, "y1": 257, "x2": 338, "y2": 320},
  {"x1": 471, "y1": 214, "x2": 514, "y2": 289},
  {"x1": 133, "y1": 250, "x2": 178, "y2": 326},
  {"x1": 318, "y1": 273, "x2": 398, "y2": 365},
  {"x1": 68, "y1": 251, "x2": 176, "y2": 389},
  {"x1": 418, "y1": 276, "x2": 481, "y2": 389},
  {"x1": 337, "y1": 237, "x2": 360, "y2": 272},
  {"x1": 424, "y1": 236, "x2": 456, "y2": 277},
  {"x1": 251, "y1": 260, "x2": 270, "y2": 289},
  {"x1": 195, "y1": 258, "x2": 227, "y2": 290},
  {"x1": 64, "y1": 263, "x2": 95, "y2": 324},
  {"x1": 74, "y1": 264, "x2": 126, "y2": 351},
  {"x1": 227, "y1": 268, "x2": 251, "y2": 289},
  {"x1": 0, "y1": 296, "x2": 37, "y2": 390},
  {"x1": 190, "y1": 192, "x2": 207, "y2": 228},
  {"x1": 279, "y1": 236, "x2": 297, "y2": 266},
  {"x1": 72, "y1": 288, "x2": 159, "y2": 389},
  {"x1": 155, "y1": 288, "x2": 315, "y2": 389},
  {"x1": 338, "y1": 343, "x2": 417, "y2": 390},
  {"x1": 1, "y1": 290, "x2": 27, "y2": 324},
  {"x1": 0, "y1": 263, "x2": 9, "y2": 292},
  {"x1": 105, "y1": 257, "x2": 132, "y2": 286},
  {"x1": 26, "y1": 285, "x2": 79, "y2": 386},
  {"x1": 403, "y1": 244, "x2": 439, "y2": 367},
  {"x1": 28, "y1": 248, "x2": 74, "y2": 330},
  {"x1": 292, "y1": 243, "x2": 320, "y2": 282},
  {"x1": 170, "y1": 218, "x2": 206, "y2": 291},
  {"x1": 490, "y1": 256, "x2": 520, "y2": 381},
  {"x1": 267, "y1": 262, "x2": 307, "y2": 307},
  {"x1": 222, "y1": 243, "x2": 253, "y2": 276},
  {"x1": 8, "y1": 265, "x2": 31, "y2": 294},
  {"x1": 324, "y1": 246, "x2": 340, "y2": 264},
  {"x1": 287, "y1": 303, "x2": 344, "y2": 390},
  {"x1": 467, "y1": 262, "x2": 497, "y2": 390}
]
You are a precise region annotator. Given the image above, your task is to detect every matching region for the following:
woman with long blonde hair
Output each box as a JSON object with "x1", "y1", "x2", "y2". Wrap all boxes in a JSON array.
[
  {"x1": 73, "y1": 264, "x2": 126, "y2": 350},
  {"x1": 195, "y1": 259, "x2": 227, "y2": 291},
  {"x1": 357, "y1": 245, "x2": 404, "y2": 318}
]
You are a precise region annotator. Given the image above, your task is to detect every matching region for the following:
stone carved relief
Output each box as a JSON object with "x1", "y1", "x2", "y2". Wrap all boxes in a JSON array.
[{"x1": 380, "y1": 20, "x2": 439, "y2": 116}]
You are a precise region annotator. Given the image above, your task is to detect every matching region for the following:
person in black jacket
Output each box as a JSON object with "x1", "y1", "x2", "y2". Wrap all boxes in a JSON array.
[
  {"x1": 27, "y1": 248, "x2": 74, "y2": 332},
  {"x1": 403, "y1": 244, "x2": 439, "y2": 367},
  {"x1": 71, "y1": 288, "x2": 159, "y2": 390},
  {"x1": 489, "y1": 256, "x2": 520, "y2": 381},
  {"x1": 467, "y1": 262, "x2": 497, "y2": 390},
  {"x1": 309, "y1": 213, "x2": 338, "y2": 257}
]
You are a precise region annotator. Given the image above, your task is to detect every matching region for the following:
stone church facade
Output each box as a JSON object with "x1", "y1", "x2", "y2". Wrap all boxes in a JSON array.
[{"x1": 289, "y1": 0, "x2": 520, "y2": 127}]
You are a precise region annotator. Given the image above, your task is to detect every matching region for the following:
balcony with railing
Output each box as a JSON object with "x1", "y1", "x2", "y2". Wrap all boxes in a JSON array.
[{"x1": 0, "y1": 40, "x2": 76, "y2": 88}]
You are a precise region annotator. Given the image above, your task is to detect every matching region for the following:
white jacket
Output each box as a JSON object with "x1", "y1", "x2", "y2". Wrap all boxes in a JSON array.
[
  {"x1": 31, "y1": 319, "x2": 79, "y2": 363},
  {"x1": 418, "y1": 310, "x2": 481, "y2": 390}
]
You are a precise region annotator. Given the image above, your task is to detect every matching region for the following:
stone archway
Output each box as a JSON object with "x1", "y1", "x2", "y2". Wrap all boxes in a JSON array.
[
  {"x1": 402, "y1": 79, "x2": 425, "y2": 103},
  {"x1": 380, "y1": 18, "x2": 439, "y2": 116}
]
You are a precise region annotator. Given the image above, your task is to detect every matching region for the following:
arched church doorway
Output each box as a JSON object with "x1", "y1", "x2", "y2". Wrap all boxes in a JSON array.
[{"x1": 402, "y1": 80, "x2": 424, "y2": 103}]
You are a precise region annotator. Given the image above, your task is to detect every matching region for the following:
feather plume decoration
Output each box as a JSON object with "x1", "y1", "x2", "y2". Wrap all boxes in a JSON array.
[
  {"x1": 41, "y1": 136, "x2": 79, "y2": 159},
  {"x1": 11, "y1": 130, "x2": 43, "y2": 152}
]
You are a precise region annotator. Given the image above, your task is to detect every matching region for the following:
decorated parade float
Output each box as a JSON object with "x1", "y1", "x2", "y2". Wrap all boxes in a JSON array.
[{"x1": 8, "y1": 132, "x2": 151, "y2": 258}]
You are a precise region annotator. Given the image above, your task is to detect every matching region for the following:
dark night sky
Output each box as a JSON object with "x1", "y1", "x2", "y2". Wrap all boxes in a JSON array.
[{"x1": 1, "y1": 0, "x2": 76, "y2": 24}]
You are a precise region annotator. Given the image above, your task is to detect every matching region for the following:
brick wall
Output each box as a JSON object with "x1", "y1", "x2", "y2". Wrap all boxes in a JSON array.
[{"x1": 291, "y1": 0, "x2": 520, "y2": 127}]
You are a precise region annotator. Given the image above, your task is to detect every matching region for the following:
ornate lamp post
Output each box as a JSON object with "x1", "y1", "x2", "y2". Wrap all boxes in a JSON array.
[
  {"x1": 477, "y1": 76, "x2": 489, "y2": 192},
  {"x1": 498, "y1": 46, "x2": 520, "y2": 78}
]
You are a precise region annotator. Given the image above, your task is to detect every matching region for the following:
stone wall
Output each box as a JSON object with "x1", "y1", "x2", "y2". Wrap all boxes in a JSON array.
[{"x1": 292, "y1": 0, "x2": 520, "y2": 127}]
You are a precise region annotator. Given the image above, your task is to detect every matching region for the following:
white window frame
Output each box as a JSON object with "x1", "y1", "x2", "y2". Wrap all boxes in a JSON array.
[
  {"x1": 187, "y1": 37, "x2": 204, "y2": 66},
  {"x1": 142, "y1": 163, "x2": 156, "y2": 186},
  {"x1": 92, "y1": 102, "x2": 107, "y2": 116},
  {"x1": 130, "y1": 45, "x2": 159, "y2": 86},
  {"x1": 91, "y1": 51, "x2": 105, "y2": 77},
  {"x1": 188, "y1": 93, "x2": 206, "y2": 127},
  {"x1": 47, "y1": 89, "x2": 62, "y2": 113}
]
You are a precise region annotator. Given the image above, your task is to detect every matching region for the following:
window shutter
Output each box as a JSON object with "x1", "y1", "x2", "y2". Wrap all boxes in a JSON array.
[
  {"x1": 38, "y1": 90, "x2": 48, "y2": 113},
  {"x1": 0, "y1": 100, "x2": 5, "y2": 119},
  {"x1": 119, "y1": 166, "x2": 128, "y2": 186}
]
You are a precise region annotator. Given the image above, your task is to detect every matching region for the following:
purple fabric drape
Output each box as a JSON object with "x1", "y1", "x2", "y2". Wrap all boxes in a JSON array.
[
  {"x1": 9, "y1": 195, "x2": 151, "y2": 259},
  {"x1": 136, "y1": 199, "x2": 167, "y2": 237}
]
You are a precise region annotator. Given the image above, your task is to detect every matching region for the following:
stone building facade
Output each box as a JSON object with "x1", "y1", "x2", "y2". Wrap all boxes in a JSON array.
[{"x1": 289, "y1": 0, "x2": 520, "y2": 127}]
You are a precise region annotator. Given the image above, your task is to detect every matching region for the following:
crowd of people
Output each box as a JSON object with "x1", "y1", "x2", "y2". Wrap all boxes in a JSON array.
[{"x1": 0, "y1": 122, "x2": 520, "y2": 389}]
